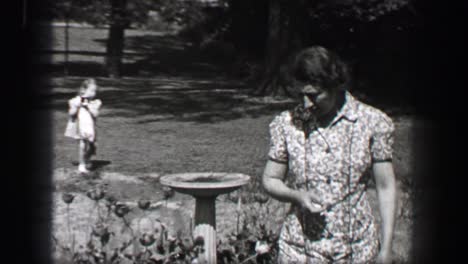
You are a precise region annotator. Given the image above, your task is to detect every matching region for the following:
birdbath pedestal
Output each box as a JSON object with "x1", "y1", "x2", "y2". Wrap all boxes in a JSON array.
[{"x1": 160, "y1": 172, "x2": 250, "y2": 264}]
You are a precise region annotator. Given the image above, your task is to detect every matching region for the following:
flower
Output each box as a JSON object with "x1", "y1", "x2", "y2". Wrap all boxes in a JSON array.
[
  {"x1": 162, "y1": 186, "x2": 175, "y2": 200},
  {"x1": 105, "y1": 195, "x2": 117, "y2": 211},
  {"x1": 92, "y1": 224, "x2": 110, "y2": 240},
  {"x1": 149, "y1": 253, "x2": 166, "y2": 263},
  {"x1": 105, "y1": 195, "x2": 117, "y2": 205},
  {"x1": 86, "y1": 186, "x2": 105, "y2": 201},
  {"x1": 92, "y1": 249, "x2": 106, "y2": 263},
  {"x1": 139, "y1": 233, "x2": 156, "y2": 247},
  {"x1": 62, "y1": 193, "x2": 75, "y2": 204},
  {"x1": 193, "y1": 236, "x2": 204, "y2": 247},
  {"x1": 114, "y1": 203, "x2": 130, "y2": 217},
  {"x1": 137, "y1": 199, "x2": 151, "y2": 210},
  {"x1": 227, "y1": 192, "x2": 239, "y2": 203},
  {"x1": 138, "y1": 217, "x2": 154, "y2": 234},
  {"x1": 181, "y1": 236, "x2": 193, "y2": 250},
  {"x1": 254, "y1": 193, "x2": 269, "y2": 204},
  {"x1": 255, "y1": 240, "x2": 270, "y2": 255}
]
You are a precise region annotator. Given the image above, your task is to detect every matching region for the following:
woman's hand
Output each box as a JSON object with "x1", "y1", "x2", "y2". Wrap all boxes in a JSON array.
[
  {"x1": 262, "y1": 160, "x2": 326, "y2": 213},
  {"x1": 295, "y1": 190, "x2": 324, "y2": 213}
]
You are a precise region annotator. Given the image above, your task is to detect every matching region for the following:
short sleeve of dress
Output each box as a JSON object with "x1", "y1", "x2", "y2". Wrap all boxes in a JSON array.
[
  {"x1": 268, "y1": 114, "x2": 288, "y2": 164},
  {"x1": 370, "y1": 113, "x2": 395, "y2": 162}
]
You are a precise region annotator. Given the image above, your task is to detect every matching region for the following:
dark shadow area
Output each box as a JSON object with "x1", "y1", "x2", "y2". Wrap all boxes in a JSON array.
[
  {"x1": 90, "y1": 160, "x2": 112, "y2": 170},
  {"x1": 70, "y1": 160, "x2": 111, "y2": 170},
  {"x1": 37, "y1": 61, "x2": 108, "y2": 77},
  {"x1": 40, "y1": 73, "x2": 301, "y2": 123},
  {"x1": 44, "y1": 74, "x2": 410, "y2": 124},
  {"x1": 59, "y1": 170, "x2": 105, "y2": 192},
  {"x1": 121, "y1": 34, "x2": 232, "y2": 78},
  {"x1": 35, "y1": 32, "x2": 230, "y2": 79}
]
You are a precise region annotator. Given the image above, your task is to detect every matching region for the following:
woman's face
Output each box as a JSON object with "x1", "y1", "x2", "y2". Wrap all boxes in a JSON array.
[{"x1": 300, "y1": 84, "x2": 337, "y2": 119}]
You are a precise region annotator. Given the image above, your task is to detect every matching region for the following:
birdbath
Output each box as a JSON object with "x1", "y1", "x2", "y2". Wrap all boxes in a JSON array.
[{"x1": 160, "y1": 172, "x2": 250, "y2": 264}]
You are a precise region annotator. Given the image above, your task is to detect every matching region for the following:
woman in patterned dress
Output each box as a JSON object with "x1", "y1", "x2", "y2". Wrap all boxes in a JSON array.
[{"x1": 262, "y1": 46, "x2": 397, "y2": 263}]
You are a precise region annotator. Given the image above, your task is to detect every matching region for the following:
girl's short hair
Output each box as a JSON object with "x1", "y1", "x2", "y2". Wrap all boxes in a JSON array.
[
  {"x1": 79, "y1": 78, "x2": 97, "y2": 97},
  {"x1": 290, "y1": 46, "x2": 349, "y2": 93}
]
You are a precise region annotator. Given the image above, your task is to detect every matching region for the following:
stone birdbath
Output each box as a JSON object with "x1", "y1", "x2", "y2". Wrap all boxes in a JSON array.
[{"x1": 160, "y1": 172, "x2": 250, "y2": 264}]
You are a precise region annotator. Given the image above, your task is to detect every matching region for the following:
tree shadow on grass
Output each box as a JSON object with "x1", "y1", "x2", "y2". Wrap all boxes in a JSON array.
[
  {"x1": 46, "y1": 71, "x2": 412, "y2": 125},
  {"x1": 37, "y1": 62, "x2": 108, "y2": 77},
  {"x1": 47, "y1": 76, "x2": 296, "y2": 123},
  {"x1": 91, "y1": 160, "x2": 112, "y2": 170},
  {"x1": 39, "y1": 33, "x2": 230, "y2": 78},
  {"x1": 45, "y1": 76, "x2": 409, "y2": 125},
  {"x1": 121, "y1": 34, "x2": 231, "y2": 78},
  {"x1": 71, "y1": 160, "x2": 112, "y2": 170},
  {"x1": 39, "y1": 29, "x2": 413, "y2": 121}
]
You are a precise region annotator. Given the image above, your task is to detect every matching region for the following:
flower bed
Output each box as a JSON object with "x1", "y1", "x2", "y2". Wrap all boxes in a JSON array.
[{"x1": 53, "y1": 170, "x2": 290, "y2": 263}]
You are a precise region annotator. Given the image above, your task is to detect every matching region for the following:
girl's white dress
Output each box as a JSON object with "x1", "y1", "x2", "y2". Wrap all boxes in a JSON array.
[{"x1": 64, "y1": 96, "x2": 102, "y2": 142}]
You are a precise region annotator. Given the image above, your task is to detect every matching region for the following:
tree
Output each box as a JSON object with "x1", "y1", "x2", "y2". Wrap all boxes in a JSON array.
[
  {"x1": 252, "y1": 0, "x2": 412, "y2": 96},
  {"x1": 46, "y1": 0, "x2": 222, "y2": 77},
  {"x1": 253, "y1": 0, "x2": 309, "y2": 96},
  {"x1": 227, "y1": 0, "x2": 268, "y2": 60},
  {"x1": 45, "y1": 0, "x2": 156, "y2": 78},
  {"x1": 106, "y1": 0, "x2": 128, "y2": 78}
]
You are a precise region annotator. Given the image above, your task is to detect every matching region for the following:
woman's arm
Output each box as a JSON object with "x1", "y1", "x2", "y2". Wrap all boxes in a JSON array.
[
  {"x1": 262, "y1": 160, "x2": 323, "y2": 212},
  {"x1": 373, "y1": 161, "x2": 397, "y2": 263}
]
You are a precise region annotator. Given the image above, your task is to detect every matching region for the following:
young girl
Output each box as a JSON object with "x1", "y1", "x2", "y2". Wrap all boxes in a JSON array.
[{"x1": 64, "y1": 78, "x2": 102, "y2": 174}]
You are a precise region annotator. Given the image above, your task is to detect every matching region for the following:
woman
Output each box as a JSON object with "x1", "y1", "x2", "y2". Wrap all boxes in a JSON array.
[{"x1": 262, "y1": 46, "x2": 396, "y2": 263}]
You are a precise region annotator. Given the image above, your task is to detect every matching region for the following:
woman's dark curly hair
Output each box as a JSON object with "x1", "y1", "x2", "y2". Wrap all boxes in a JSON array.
[
  {"x1": 288, "y1": 46, "x2": 350, "y2": 133},
  {"x1": 290, "y1": 46, "x2": 350, "y2": 94}
]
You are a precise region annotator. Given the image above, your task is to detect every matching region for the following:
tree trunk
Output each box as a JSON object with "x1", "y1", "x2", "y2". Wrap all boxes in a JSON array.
[
  {"x1": 229, "y1": 0, "x2": 247, "y2": 53},
  {"x1": 228, "y1": 0, "x2": 268, "y2": 59},
  {"x1": 64, "y1": 14, "x2": 69, "y2": 76},
  {"x1": 254, "y1": 0, "x2": 283, "y2": 96},
  {"x1": 106, "y1": 25, "x2": 125, "y2": 78},
  {"x1": 254, "y1": 0, "x2": 307, "y2": 97},
  {"x1": 106, "y1": 0, "x2": 128, "y2": 78}
]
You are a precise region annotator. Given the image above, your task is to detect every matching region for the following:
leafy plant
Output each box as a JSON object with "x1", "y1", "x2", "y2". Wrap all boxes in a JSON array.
[{"x1": 55, "y1": 185, "x2": 282, "y2": 264}]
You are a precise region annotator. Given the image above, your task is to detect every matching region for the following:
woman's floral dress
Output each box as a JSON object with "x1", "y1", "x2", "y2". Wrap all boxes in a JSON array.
[{"x1": 268, "y1": 92, "x2": 394, "y2": 263}]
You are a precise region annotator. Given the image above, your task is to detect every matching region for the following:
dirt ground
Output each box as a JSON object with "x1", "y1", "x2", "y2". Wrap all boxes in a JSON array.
[{"x1": 39, "y1": 25, "x2": 423, "y2": 263}]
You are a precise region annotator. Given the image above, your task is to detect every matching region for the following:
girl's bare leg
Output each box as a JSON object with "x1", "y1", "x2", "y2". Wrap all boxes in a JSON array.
[
  {"x1": 85, "y1": 141, "x2": 94, "y2": 170},
  {"x1": 78, "y1": 140, "x2": 89, "y2": 173}
]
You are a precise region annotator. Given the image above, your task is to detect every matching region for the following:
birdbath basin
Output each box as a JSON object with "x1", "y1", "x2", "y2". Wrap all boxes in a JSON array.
[
  {"x1": 160, "y1": 172, "x2": 250, "y2": 197},
  {"x1": 160, "y1": 172, "x2": 250, "y2": 264}
]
